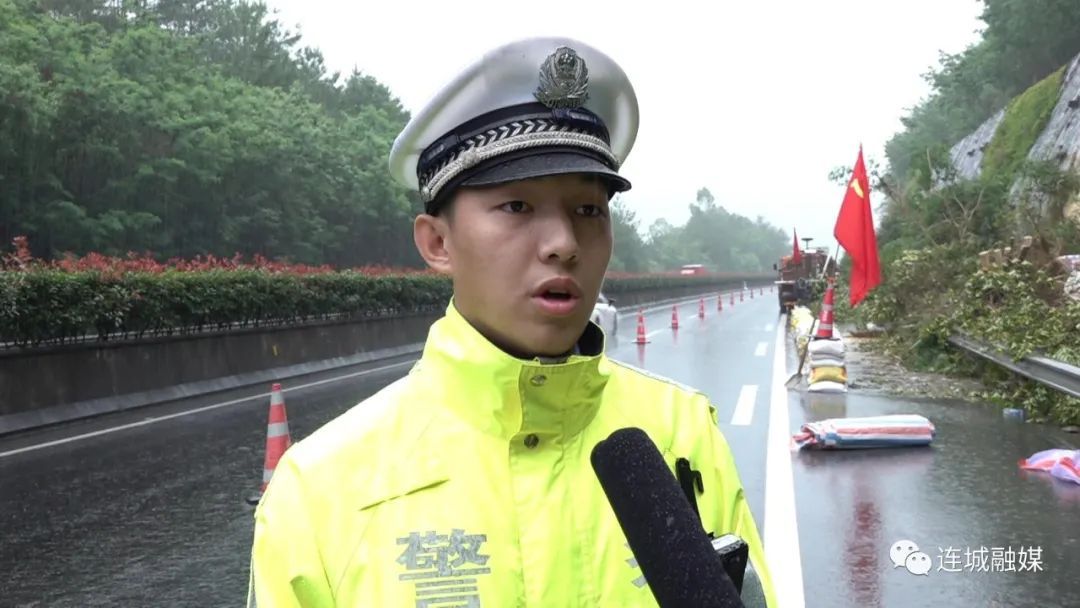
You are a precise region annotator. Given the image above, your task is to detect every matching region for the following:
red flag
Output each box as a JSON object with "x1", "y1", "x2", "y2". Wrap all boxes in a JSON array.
[
  {"x1": 792, "y1": 228, "x2": 803, "y2": 263},
  {"x1": 833, "y1": 148, "x2": 881, "y2": 306}
]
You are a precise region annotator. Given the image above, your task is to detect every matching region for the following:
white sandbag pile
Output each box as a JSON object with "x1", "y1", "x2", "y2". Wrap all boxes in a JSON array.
[
  {"x1": 803, "y1": 279, "x2": 847, "y2": 393},
  {"x1": 807, "y1": 336, "x2": 847, "y2": 393}
]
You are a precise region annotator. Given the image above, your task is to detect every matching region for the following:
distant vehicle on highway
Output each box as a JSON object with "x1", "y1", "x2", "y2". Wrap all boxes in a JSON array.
[
  {"x1": 679, "y1": 264, "x2": 707, "y2": 275},
  {"x1": 774, "y1": 249, "x2": 834, "y2": 314},
  {"x1": 592, "y1": 292, "x2": 618, "y2": 336}
]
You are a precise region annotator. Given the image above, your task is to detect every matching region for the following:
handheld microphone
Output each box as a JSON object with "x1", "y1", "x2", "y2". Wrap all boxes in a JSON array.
[{"x1": 590, "y1": 427, "x2": 747, "y2": 608}]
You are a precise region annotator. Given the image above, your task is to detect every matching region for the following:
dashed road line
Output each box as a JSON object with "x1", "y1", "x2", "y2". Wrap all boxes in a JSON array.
[{"x1": 731, "y1": 385, "x2": 758, "y2": 426}]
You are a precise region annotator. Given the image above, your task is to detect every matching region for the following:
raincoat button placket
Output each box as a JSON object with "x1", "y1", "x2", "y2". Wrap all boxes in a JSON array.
[{"x1": 524, "y1": 375, "x2": 545, "y2": 448}]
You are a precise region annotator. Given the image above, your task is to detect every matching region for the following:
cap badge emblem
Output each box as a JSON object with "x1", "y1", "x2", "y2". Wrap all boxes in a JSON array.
[{"x1": 534, "y1": 46, "x2": 589, "y2": 109}]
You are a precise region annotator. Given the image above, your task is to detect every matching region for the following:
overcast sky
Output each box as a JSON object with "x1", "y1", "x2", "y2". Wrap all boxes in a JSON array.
[{"x1": 263, "y1": 0, "x2": 984, "y2": 252}]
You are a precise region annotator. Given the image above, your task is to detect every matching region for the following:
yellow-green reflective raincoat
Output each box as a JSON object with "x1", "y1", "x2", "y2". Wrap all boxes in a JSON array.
[{"x1": 248, "y1": 302, "x2": 777, "y2": 607}]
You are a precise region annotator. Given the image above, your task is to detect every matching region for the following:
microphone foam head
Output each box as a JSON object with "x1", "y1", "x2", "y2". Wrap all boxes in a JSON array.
[{"x1": 591, "y1": 427, "x2": 743, "y2": 607}]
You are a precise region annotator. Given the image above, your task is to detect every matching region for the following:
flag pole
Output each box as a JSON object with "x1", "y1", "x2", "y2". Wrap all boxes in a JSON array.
[{"x1": 821, "y1": 242, "x2": 841, "y2": 281}]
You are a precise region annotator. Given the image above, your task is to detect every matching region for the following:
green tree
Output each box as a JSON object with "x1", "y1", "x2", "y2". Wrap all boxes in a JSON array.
[
  {"x1": 608, "y1": 196, "x2": 648, "y2": 272},
  {"x1": 0, "y1": 0, "x2": 415, "y2": 266},
  {"x1": 640, "y1": 189, "x2": 787, "y2": 273},
  {"x1": 884, "y1": 0, "x2": 1080, "y2": 186}
]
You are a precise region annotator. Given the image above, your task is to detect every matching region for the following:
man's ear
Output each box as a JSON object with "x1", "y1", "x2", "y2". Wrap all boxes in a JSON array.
[{"x1": 413, "y1": 214, "x2": 453, "y2": 275}]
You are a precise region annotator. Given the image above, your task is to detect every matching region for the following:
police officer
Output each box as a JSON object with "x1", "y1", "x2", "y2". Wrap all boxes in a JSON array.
[{"x1": 247, "y1": 36, "x2": 777, "y2": 607}]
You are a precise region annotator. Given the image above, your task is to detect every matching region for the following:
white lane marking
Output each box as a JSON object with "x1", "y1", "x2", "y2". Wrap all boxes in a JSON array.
[
  {"x1": 0, "y1": 359, "x2": 416, "y2": 459},
  {"x1": 764, "y1": 319, "x2": 806, "y2": 607},
  {"x1": 764, "y1": 323, "x2": 774, "y2": 331},
  {"x1": 730, "y1": 385, "x2": 758, "y2": 426},
  {"x1": 754, "y1": 341, "x2": 768, "y2": 357}
]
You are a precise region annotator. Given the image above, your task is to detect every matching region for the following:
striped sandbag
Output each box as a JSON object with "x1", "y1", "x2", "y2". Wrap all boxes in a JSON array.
[{"x1": 791, "y1": 414, "x2": 936, "y2": 450}]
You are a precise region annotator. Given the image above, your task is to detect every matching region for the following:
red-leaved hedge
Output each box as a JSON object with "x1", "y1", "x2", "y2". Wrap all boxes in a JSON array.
[{"x1": 1, "y1": 238, "x2": 768, "y2": 348}]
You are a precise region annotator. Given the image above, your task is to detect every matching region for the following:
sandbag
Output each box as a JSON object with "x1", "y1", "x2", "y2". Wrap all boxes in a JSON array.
[
  {"x1": 806, "y1": 380, "x2": 847, "y2": 394},
  {"x1": 810, "y1": 366, "x2": 847, "y2": 384},
  {"x1": 791, "y1": 414, "x2": 936, "y2": 450},
  {"x1": 808, "y1": 338, "x2": 845, "y2": 358},
  {"x1": 809, "y1": 355, "x2": 846, "y2": 369}
]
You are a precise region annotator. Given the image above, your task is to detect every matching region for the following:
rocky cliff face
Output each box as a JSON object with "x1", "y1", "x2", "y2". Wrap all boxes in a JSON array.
[
  {"x1": 949, "y1": 54, "x2": 1080, "y2": 181},
  {"x1": 948, "y1": 52, "x2": 1080, "y2": 217},
  {"x1": 949, "y1": 109, "x2": 1005, "y2": 181},
  {"x1": 1024, "y1": 55, "x2": 1080, "y2": 175}
]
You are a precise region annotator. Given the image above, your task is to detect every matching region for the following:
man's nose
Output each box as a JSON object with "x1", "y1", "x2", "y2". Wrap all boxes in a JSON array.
[{"x1": 538, "y1": 212, "x2": 579, "y2": 263}]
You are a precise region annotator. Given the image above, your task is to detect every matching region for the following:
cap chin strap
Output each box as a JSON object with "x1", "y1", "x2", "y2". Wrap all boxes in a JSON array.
[
  {"x1": 421, "y1": 127, "x2": 615, "y2": 203},
  {"x1": 417, "y1": 103, "x2": 616, "y2": 204}
]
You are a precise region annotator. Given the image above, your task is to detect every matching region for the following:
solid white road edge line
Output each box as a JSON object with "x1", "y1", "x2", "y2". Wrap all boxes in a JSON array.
[{"x1": 764, "y1": 319, "x2": 806, "y2": 608}]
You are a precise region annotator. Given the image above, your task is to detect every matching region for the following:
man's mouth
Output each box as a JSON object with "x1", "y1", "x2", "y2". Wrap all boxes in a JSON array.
[
  {"x1": 531, "y1": 277, "x2": 583, "y2": 316},
  {"x1": 541, "y1": 290, "x2": 574, "y2": 301},
  {"x1": 532, "y1": 287, "x2": 582, "y2": 317}
]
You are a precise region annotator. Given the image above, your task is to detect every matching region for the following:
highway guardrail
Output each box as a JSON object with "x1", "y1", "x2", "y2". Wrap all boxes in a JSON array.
[{"x1": 947, "y1": 334, "x2": 1080, "y2": 399}]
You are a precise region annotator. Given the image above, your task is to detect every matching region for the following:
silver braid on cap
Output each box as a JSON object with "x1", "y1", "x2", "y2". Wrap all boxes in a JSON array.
[{"x1": 419, "y1": 117, "x2": 617, "y2": 203}]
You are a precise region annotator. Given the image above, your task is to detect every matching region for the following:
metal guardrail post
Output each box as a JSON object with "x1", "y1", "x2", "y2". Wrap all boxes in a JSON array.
[{"x1": 947, "y1": 334, "x2": 1080, "y2": 399}]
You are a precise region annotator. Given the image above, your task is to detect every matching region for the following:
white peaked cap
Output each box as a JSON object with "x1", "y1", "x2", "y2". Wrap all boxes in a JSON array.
[{"x1": 388, "y1": 36, "x2": 639, "y2": 213}]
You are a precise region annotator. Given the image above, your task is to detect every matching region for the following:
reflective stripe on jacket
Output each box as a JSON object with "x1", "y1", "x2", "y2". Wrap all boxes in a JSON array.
[{"x1": 248, "y1": 301, "x2": 777, "y2": 607}]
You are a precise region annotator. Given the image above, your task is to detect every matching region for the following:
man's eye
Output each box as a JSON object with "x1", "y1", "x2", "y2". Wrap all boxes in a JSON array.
[
  {"x1": 578, "y1": 205, "x2": 608, "y2": 218},
  {"x1": 500, "y1": 201, "x2": 528, "y2": 213}
]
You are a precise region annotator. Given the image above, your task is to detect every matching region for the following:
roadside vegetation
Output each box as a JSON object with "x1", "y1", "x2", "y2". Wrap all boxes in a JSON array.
[
  {"x1": 832, "y1": 0, "x2": 1080, "y2": 425},
  {"x1": 1, "y1": 0, "x2": 787, "y2": 351},
  {"x1": 1, "y1": 0, "x2": 787, "y2": 274},
  {"x1": 0, "y1": 237, "x2": 765, "y2": 349}
]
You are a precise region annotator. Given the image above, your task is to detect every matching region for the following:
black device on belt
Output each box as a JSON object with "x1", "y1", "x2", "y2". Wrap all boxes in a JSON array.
[{"x1": 710, "y1": 533, "x2": 750, "y2": 594}]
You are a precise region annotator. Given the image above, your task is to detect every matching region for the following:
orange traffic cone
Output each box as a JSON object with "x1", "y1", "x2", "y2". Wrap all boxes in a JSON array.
[
  {"x1": 246, "y1": 383, "x2": 292, "y2": 505},
  {"x1": 750, "y1": 289, "x2": 754, "y2": 299},
  {"x1": 760, "y1": 287, "x2": 764, "y2": 296},
  {"x1": 814, "y1": 281, "x2": 836, "y2": 339},
  {"x1": 717, "y1": 294, "x2": 723, "y2": 311},
  {"x1": 730, "y1": 292, "x2": 735, "y2": 306},
  {"x1": 671, "y1": 305, "x2": 680, "y2": 329},
  {"x1": 740, "y1": 290, "x2": 744, "y2": 302},
  {"x1": 698, "y1": 298, "x2": 705, "y2": 319},
  {"x1": 635, "y1": 309, "x2": 649, "y2": 344}
]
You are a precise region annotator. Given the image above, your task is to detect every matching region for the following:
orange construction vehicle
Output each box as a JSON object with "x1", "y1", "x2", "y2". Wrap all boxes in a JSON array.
[{"x1": 774, "y1": 248, "x2": 834, "y2": 314}]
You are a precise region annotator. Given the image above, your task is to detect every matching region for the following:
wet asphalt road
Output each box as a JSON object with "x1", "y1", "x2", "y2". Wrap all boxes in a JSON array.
[
  {"x1": 0, "y1": 356, "x2": 415, "y2": 607},
  {"x1": 2, "y1": 288, "x2": 1079, "y2": 607}
]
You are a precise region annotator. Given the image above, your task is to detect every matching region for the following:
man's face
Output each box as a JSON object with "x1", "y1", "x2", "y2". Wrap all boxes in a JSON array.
[{"x1": 415, "y1": 173, "x2": 613, "y2": 358}]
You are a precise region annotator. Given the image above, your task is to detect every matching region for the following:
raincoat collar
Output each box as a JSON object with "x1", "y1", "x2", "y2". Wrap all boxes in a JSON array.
[{"x1": 418, "y1": 299, "x2": 611, "y2": 441}]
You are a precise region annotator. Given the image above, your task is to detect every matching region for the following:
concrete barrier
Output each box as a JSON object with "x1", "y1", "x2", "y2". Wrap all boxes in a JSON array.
[
  {"x1": 0, "y1": 283, "x2": 768, "y2": 435},
  {"x1": 0, "y1": 312, "x2": 438, "y2": 436}
]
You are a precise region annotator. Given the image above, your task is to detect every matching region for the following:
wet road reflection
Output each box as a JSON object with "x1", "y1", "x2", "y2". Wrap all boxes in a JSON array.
[{"x1": 791, "y1": 391, "x2": 1080, "y2": 607}]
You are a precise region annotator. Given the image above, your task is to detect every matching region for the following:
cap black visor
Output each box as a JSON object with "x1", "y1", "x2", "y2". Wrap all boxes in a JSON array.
[{"x1": 458, "y1": 150, "x2": 631, "y2": 193}]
